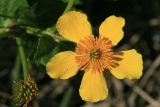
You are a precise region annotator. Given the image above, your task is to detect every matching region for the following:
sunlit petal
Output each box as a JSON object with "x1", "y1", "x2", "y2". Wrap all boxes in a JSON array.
[
  {"x1": 56, "y1": 11, "x2": 92, "y2": 43},
  {"x1": 99, "y1": 15, "x2": 125, "y2": 46},
  {"x1": 110, "y1": 49, "x2": 143, "y2": 79},
  {"x1": 79, "y1": 70, "x2": 108, "y2": 102},
  {"x1": 46, "y1": 51, "x2": 79, "y2": 79}
]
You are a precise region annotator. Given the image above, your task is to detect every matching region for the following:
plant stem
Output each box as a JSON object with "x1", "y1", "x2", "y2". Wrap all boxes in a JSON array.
[
  {"x1": 46, "y1": 0, "x2": 75, "y2": 34},
  {"x1": 0, "y1": 28, "x2": 10, "y2": 33},
  {"x1": 63, "y1": 0, "x2": 75, "y2": 14},
  {"x1": 0, "y1": 28, "x2": 10, "y2": 38},
  {"x1": 10, "y1": 54, "x2": 21, "y2": 107},
  {"x1": 11, "y1": 54, "x2": 21, "y2": 85},
  {"x1": 1, "y1": 0, "x2": 75, "y2": 39},
  {"x1": 15, "y1": 37, "x2": 29, "y2": 81},
  {"x1": 59, "y1": 87, "x2": 73, "y2": 107}
]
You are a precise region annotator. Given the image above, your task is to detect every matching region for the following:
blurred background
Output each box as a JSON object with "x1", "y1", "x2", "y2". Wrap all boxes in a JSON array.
[{"x1": 0, "y1": 0, "x2": 160, "y2": 107}]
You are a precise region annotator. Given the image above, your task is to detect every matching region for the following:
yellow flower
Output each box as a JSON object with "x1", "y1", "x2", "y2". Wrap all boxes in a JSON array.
[{"x1": 46, "y1": 11, "x2": 143, "y2": 102}]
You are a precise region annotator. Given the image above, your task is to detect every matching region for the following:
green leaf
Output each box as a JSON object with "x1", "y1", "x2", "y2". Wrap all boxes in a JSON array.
[
  {"x1": 23, "y1": 35, "x2": 39, "y2": 59},
  {"x1": 34, "y1": 36, "x2": 56, "y2": 65},
  {"x1": 35, "y1": 40, "x2": 76, "y2": 66},
  {"x1": 37, "y1": 45, "x2": 60, "y2": 66},
  {"x1": 0, "y1": 0, "x2": 35, "y2": 27},
  {"x1": 27, "y1": 0, "x2": 66, "y2": 28}
]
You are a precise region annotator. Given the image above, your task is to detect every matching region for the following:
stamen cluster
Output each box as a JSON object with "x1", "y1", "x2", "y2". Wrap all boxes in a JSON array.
[
  {"x1": 12, "y1": 77, "x2": 38, "y2": 107},
  {"x1": 75, "y1": 36, "x2": 114, "y2": 72}
]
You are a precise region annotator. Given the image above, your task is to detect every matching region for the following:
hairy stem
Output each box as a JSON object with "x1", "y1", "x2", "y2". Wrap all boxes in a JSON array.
[
  {"x1": 10, "y1": 54, "x2": 21, "y2": 107},
  {"x1": 47, "y1": 0, "x2": 75, "y2": 33},
  {"x1": 63, "y1": 0, "x2": 75, "y2": 14},
  {"x1": 16, "y1": 37, "x2": 29, "y2": 81}
]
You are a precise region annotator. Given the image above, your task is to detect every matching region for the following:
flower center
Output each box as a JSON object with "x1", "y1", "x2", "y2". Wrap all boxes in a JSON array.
[
  {"x1": 75, "y1": 36, "x2": 114, "y2": 72},
  {"x1": 90, "y1": 50, "x2": 99, "y2": 59}
]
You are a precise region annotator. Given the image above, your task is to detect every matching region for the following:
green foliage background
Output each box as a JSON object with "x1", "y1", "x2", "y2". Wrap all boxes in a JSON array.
[{"x1": 0, "y1": 0, "x2": 160, "y2": 107}]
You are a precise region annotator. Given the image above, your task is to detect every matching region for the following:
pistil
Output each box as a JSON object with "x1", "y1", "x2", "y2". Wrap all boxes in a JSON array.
[{"x1": 90, "y1": 50, "x2": 100, "y2": 59}]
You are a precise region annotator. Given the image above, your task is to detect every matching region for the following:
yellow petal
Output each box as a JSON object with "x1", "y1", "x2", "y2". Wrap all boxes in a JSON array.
[
  {"x1": 79, "y1": 70, "x2": 108, "y2": 102},
  {"x1": 99, "y1": 15, "x2": 125, "y2": 46},
  {"x1": 46, "y1": 51, "x2": 79, "y2": 79},
  {"x1": 56, "y1": 11, "x2": 92, "y2": 43},
  {"x1": 110, "y1": 49, "x2": 143, "y2": 79}
]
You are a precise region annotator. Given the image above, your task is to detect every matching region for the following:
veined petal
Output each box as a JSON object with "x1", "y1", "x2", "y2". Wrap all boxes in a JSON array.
[
  {"x1": 79, "y1": 70, "x2": 108, "y2": 102},
  {"x1": 110, "y1": 49, "x2": 143, "y2": 79},
  {"x1": 99, "y1": 15, "x2": 125, "y2": 46},
  {"x1": 56, "y1": 11, "x2": 92, "y2": 43},
  {"x1": 46, "y1": 51, "x2": 79, "y2": 79}
]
